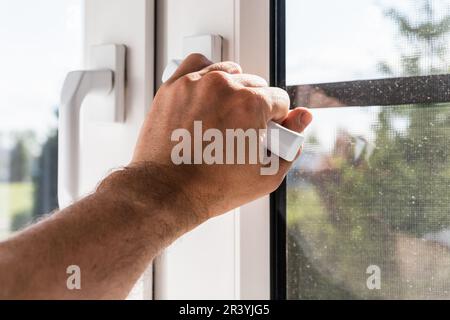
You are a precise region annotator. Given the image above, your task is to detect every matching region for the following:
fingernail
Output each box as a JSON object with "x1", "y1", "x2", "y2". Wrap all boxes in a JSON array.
[
  {"x1": 298, "y1": 112, "x2": 307, "y2": 131},
  {"x1": 298, "y1": 112, "x2": 306, "y2": 126},
  {"x1": 298, "y1": 112, "x2": 311, "y2": 129}
]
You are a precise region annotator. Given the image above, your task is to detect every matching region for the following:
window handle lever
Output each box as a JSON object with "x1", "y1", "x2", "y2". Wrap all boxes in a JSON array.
[
  {"x1": 58, "y1": 44, "x2": 125, "y2": 209},
  {"x1": 162, "y1": 59, "x2": 304, "y2": 162},
  {"x1": 58, "y1": 70, "x2": 113, "y2": 209}
]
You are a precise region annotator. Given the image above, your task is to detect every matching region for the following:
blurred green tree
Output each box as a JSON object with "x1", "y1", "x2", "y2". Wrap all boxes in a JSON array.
[
  {"x1": 9, "y1": 137, "x2": 30, "y2": 183},
  {"x1": 32, "y1": 126, "x2": 58, "y2": 217},
  {"x1": 350, "y1": 0, "x2": 450, "y2": 236}
]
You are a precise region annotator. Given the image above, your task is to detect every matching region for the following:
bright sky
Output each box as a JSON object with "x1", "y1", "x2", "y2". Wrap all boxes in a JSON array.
[
  {"x1": 0, "y1": 0, "x2": 83, "y2": 142},
  {"x1": 287, "y1": 0, "x2": 450, "y2": 84},
  {"x1": 287, "y1": 0, "x2": 395, "y2": 85}
]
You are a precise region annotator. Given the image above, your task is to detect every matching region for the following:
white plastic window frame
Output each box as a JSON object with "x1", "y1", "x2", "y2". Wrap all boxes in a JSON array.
[{"x1": 153, "y1": 0, "x2": 272, "y2": 300}]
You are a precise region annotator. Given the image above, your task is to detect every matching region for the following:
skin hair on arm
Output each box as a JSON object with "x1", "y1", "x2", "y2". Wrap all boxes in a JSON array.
[
  {"x1": 0, "y1": 164, "x2": 202, "y2": 299},
  {"x1": 0, "y1": 54, "x2": 312, "y2": 299}
]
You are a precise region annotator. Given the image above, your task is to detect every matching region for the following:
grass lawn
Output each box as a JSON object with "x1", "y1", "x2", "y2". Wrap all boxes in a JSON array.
[{"x1": 0, "y1": 182, "x2": 34, "y2": 238}]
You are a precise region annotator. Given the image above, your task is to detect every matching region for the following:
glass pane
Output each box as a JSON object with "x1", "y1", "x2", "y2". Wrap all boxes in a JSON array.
[
  {"x1": 286, "y1": 0, "x2": 450, "y2": 85},
  {"x1": 0, "y1": 0, "x2": 83, "y2": 239},
  {"x1": 286, "y1": 0, "x2": 450, "y2": 299}
]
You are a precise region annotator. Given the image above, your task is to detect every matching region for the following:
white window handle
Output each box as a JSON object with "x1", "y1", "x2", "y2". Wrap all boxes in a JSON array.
[
  {"x1": 162, "y1": 59, "x2": 304, "y2": 162},
  {"x1": 58, "y1": 44, "x2": 125, "y2": 209},
  {"x1": 58, "y1": 70, "x2": 113, "y2": 208}
]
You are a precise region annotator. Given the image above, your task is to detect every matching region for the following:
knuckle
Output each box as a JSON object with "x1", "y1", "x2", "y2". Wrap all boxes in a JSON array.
[
  {"x1": 186, "y1": 53, "x2": 210, "y2": 64},
  {"x1": 249, "y1": 90, "x2": 271, "y2": 114},
  {"x1": 276, "y1": 88, "x2": 290, "y2": 106},
  {"x1": 233, "y1": 89, "x2": 269, "y2": 120},
  {"x1": 271, "y1": 88, "x2": 290, "y2": 111},
  {"x1": 202, "y1": 71, "x2": 231, "y2": 88},
  {"x1": 174, "y1": 73, "x2": 198, "y2": 89},
  {"x1": 245, "y1": 74, "x2": 269, "y2": 87},
  {"x1": 219, "y1": 61, "x2": 243, "y2": 73}
]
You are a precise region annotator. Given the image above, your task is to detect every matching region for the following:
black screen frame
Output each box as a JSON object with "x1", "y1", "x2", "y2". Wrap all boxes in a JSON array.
[
  {"x1": 270, "y1": 0, "x2": 287, "y2": 301},
  {"x1": 269, "y1": 0, "x2": 450, "y2": 300}
]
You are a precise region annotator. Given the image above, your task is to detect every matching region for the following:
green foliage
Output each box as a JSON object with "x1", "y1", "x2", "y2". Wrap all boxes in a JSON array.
[
  {"x1": 9, "y1": 138, "x2": 30, "y2": 183},
  {"x1": 0, "y1": 182, "x2": 34, "y2": 233},
  {"x1": 32, "y1": 130, "x2": 58, "y2": 217},
  {"x1": 366, "y1": 0, "x2": 450, "y2": 235}
]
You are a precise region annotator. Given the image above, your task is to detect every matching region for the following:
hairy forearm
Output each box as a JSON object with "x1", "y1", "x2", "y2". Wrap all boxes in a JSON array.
[{"x1": 0, "y1": 164, "x2": 203, "y2": 299}]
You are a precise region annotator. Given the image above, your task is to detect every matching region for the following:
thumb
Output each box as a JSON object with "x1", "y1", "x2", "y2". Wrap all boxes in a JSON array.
[
  {"x1": 276, "y1": 107, "x2": 313, "y2": 174},
  {"x1": 281, "y1": 107, "x2": 313, "y2": 133}
]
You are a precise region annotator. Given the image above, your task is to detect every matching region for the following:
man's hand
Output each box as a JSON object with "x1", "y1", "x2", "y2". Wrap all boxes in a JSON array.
[
  {"x1": 130, "y1": 53, "x2": 312, "y2": 221},
  {"x1": 0, "y1": 54, "x2": 312, "y2": 299}
]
